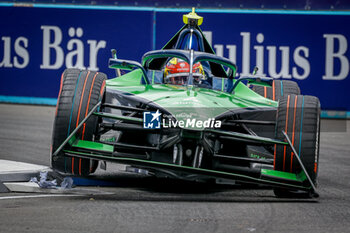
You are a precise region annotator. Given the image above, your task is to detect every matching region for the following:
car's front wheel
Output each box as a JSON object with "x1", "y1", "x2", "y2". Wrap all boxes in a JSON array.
[
  {"x1": 274, "y1": 94, "x2": 321, "y2": 197},
  {"x1": 51, "y1": 68, "x2": 106, "y2": 176}
]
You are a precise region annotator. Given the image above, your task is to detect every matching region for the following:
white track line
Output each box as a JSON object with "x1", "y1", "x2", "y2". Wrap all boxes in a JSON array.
[
  {"x1": 0, "y1": 159, "x2": 48, "y2": 173},
  {"x1": 0, "y1": 194, "x2": 81, "y2": 200}
]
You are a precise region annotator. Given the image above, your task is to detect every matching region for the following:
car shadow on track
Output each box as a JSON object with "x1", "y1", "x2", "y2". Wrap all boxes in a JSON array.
[{"x1": 76, "y1": 174, "x2": 319, "y2": 203}]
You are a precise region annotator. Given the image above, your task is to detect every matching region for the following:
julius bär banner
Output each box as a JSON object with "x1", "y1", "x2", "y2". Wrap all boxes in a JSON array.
[{"x1": 0, "y1": 5, "x2": 349, "y2": 112}]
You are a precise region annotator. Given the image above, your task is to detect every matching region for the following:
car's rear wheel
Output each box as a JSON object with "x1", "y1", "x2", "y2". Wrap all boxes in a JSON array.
[
  {"x1": 274, "y1": 94, "x2": 320, "y2": 197},
  {"x1": 252, "y1": 80, "x2": 300, "y2": 101},
  {"x1": 51, "y1": 68, "x2": 106, "y2": 176}
]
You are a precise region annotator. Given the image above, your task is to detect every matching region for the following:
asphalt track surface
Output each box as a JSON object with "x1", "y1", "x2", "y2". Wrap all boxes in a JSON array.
[{"x1": 0, "y1": 103, "x2": 349, "y2": 233}]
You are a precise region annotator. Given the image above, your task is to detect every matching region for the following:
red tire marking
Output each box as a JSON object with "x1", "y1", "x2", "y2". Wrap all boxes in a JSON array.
[
  {"x1": 283, "y1": 95, "x2": 290, "y2": 171},
  {"x1": 272, "y1": 80, "x2": 275, "y2": 101},
  {"x1": 76, "y1": 71, "x2": 90, "y2": 128},
  {"x1": 74, "y1": 71, "x2": 90, "y2": 175},
  {"x1": 264, "y1": 86, "x2": 267, "y2": 98},
  {"x1": 314, "y1": 162, "x2": 317, "y2": 173},
  {"x1": 85, "y1": 80, "x2": 106, "y2": 173},
  {"x1": 100, "y1": 80, "x2": 106, "y2": 96},
  {"x1": 82, "y1": 72, "x2": 98, "y2": 140},
  {"x1": 71, "y1": 157, "x2": 74, "y2": 174},
  {"x1": 82, "y1": 123, "x2": 86, "y2": 140},
  {"x1": 290, "y1": 95, "x2": 298, "y2": 172},
  {"x1": 79, "y1": 72, "x2": 98, "y2": 175}
]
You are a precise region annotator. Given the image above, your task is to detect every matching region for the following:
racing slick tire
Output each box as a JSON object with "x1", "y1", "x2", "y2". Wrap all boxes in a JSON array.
[
  {"x1": 274, "y1": 94, "x2": 321, "y2": 197},
  {"x1": 252, "y1": 80, "x2": 300, "y2": 101},
  {"x1": 51, "y1": 68, "x2": 106, "y2": 176}
]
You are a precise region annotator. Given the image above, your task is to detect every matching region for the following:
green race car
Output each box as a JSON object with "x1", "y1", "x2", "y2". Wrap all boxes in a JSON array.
[{"x1": 51, "y1": 9, "x2": 321, "y2": 198}]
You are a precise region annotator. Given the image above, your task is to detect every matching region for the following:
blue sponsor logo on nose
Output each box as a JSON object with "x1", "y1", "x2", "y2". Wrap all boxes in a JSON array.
[{"x1": 143, "y1": 110, "x2": 161, "y2": 129}]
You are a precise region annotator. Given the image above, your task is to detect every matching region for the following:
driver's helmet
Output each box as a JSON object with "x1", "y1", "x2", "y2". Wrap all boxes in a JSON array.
[{"x1": 164, "y1": 58, "x2": 205, "y2": 85}]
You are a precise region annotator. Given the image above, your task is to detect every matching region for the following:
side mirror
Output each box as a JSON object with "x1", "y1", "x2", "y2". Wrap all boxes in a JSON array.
[
  {"x1": 109, "y1": 58, "x2": 143, "y2": 71},
  {"x1": 230, "y1": 75, "x2": 273, "y2": 93},
  {"x1": 247, "y1": 76, "x2": 273, "y2": 87},
  {"x1": 108, "y1": 58, "x2": 149, "y2": 84}
]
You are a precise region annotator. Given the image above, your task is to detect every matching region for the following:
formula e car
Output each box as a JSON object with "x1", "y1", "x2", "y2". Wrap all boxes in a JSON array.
[{"x1": 51, "y1": 9, "x2": 321, "y2": 198}]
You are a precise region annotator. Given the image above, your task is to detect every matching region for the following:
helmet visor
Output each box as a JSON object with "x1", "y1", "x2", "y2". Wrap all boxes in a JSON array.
[{"x1": 164, "y1": 73, "x2": 204, "y2": 85}]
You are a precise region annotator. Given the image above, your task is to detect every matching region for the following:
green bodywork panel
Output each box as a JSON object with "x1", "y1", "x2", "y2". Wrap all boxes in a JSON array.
[
  {"x1": 68, "y1": 135, "x2": 77, "y2": 146},
  {"x1": 72, "y1": 140, "x2": 114, "y2": 153},
  {"x1": 261, "y1": 169, "x2": 307, "y2": 182},
  {"x1": 106, "y1": 69, "x2": 277, "y2": 130}
]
